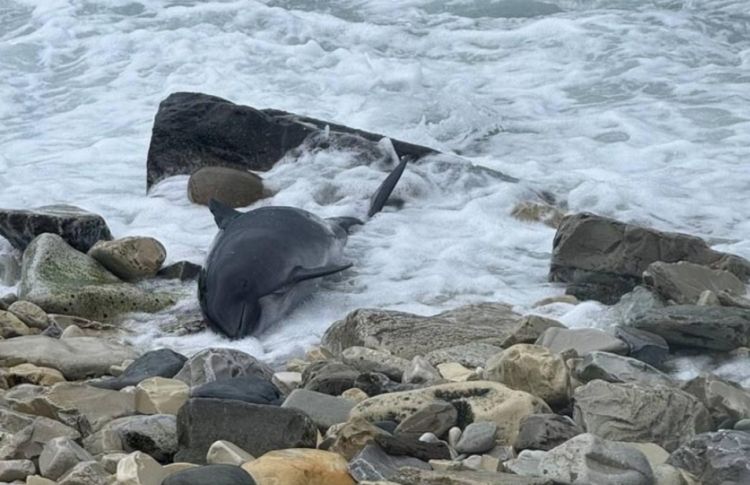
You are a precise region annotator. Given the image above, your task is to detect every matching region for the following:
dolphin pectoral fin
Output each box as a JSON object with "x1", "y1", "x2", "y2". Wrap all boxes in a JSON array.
[
  {"x1": 368, "y1": 155, "x2": 410, "y2": 218},
  {"x1": 208, "y1": 198, "x2": 242, "y2": 229},
  {"x1": 287, "y1": 263, "x2": 353, "y2": 285},
  {"x1": 326, "y1": 217, "x2": 364, "y2": 234}
]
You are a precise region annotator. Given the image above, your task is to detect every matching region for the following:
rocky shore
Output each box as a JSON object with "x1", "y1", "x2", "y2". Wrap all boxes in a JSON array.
[{"x1": 1, "y1": 93, "x2": 749, "y2": 484}]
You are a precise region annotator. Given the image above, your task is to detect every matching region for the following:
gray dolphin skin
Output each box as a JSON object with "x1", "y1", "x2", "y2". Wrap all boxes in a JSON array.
[{"x1": 198, "y1": 155, "x2": 409, "y2": 339}]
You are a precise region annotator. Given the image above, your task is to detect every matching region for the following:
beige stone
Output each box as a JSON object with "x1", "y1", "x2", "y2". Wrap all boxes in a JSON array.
[
  {"x1": 60, "y1": 325, "x2": 85, "y2": 339},
  {"x1": 617, "y1": 441, "x2": 669, "y2": 467},
  {"x1": 485, "y1": 344, "x2": 571, "y2": 408},
  {"x1": 305, "y1": 346, "x2": 332, "y2": 362},
  {"x1": 187, "y1": 166, "x2": 266, "y2": 208},
  {"x1": 162, "y1": 462, "x2": 199, "y2": 477},
  {"x1": 0, "y1": 309, "x2": 32, "y2": 338},
  {"x1": 437, "y1": 362, "x2": 476, "y2": 382},
  {"x1": 6, "y1": 364, "x2": 65, "y2": 386},
  {"x1": 323, "y1": 416, "x2": 387, "y2": 461},
  {"x1": 43, "y1": 382, "x2": 136, "y2": 431},
  {"x1": 272, "y1": 372, "x2": 301, "y2": 395},
  {"x1": 242, "y1": 448, "x2": 355, "y2": 485},
  {"x1": 206, "y1": 440, "x2": 254, "y2": 466},
  {"x1": 116, "y1": 451, "x2": 165, "y2": 485},
  {"x1": 341, "y1": 388, "x2": 369, "y2": 404},
  {"x1": 8, "y1": 301, "x2": 48, "y2": 330},
  {"x1": 26, "y1": 476, "x2": 57, "y2": 485},
  {"x1": 88, "y1": 237, "x2": 167, "y2": 281},
  {"x1": 135, "y1": 377, "x2": 188, "y2": 415}
]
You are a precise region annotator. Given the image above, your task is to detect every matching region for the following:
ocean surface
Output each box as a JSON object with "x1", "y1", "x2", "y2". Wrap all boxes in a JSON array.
[{"x1": 1, "y1": 0, "x2": 749, "y2": 381}]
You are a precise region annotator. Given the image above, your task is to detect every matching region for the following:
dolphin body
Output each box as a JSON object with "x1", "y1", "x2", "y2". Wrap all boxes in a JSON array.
[{"x1": 198, "y1": 155, "x2": 408, "y2": 339}]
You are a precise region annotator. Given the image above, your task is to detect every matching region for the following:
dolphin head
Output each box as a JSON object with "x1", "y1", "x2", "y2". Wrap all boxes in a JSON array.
[{"x1": 199, "y1": 268, "x2": 263, "y2": 339}]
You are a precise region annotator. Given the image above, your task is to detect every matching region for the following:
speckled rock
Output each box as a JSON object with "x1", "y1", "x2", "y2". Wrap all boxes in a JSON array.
[
  {"x1": 88, "y1": 237, "x2": 167, "y2": 281},
  {"x1": 174, "y1": 348, "x2": 273, "y2": 387},
  {"x1": 0, "y1": 310, "x2": 32, "y2": 338},
  {"x1": 57, "y1": 460, "x2": 110, "y2": 485},
  {"x1": 103, "y1": 414, "x2": 177, "y2": 463},
  {"x1": 4, "y1": 364, "x2": 65, "y2": 387},
  {"x1": 7, "y1": 300, "x2": 48, "y2": 329},
  {"x1": 342, "y1": 347, "x2": 410, "y2": 381}
]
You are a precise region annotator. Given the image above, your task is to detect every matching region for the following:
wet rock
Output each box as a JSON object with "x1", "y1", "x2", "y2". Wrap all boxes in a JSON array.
[
  {"x1": 348, "y1": 444, "x2": 430, "y2": 482},
  {"x1": 575, "y1": 351, "x2": 676, "y2": 387},
  {"x1": 643, "y1": 261, "x2": 745, "y2": 305},
  {"x1": 7, "y1": 300, "x2": 48, "y2": 330},
  {"x1": 455, "y1": 422, "x2": 498, "y2": 455},
  {"x1": 0, "y1": 309, "x2": 32, "y2": 337},
  {"x1": 93, "y1": 348, "x2": 187, "y2": 390},
  {"x1": 206, "y1": 440, "x2": 254, "y2": 466},
  {"x1": 191, "y1": 376, "x2": 282, "y2": 405},
  {"x1": 0, "y1": 205, "x2": 112, "y2": 252},
  {"x1": 174, "y1": 348, "x2": 273, "y2": 387},
  {"x1": 281, "y1": 389, "x2": 353, "y2": 431},
  {"x1": 18, "y1": 234, "x2": 172, "y2": 320},
  {"x1": 394, "y1": 401, "x2": 457, "y2": 438},
  {"x1": 321, "y1": 416, "x2": 387, "y2": 461},
  {"x1": 0, "y1": 251, "x2": 21, "y2": 286},
  {"x1": 538, "y1": 433, "x2": 654, "y2": 485},
  {"x1": 342, "y1": 347, "x2": 410, "y2": 381},
  {"x1": 574, "y1": 380, "x2": 712, "y2": 452},
  {"x1": 187, "y1": 166, "x2": 266, "y2": 208},
  {"x1": 135, "y1": 377, "x2": 189, "y2": 415},
  {"x1": 500, "y1": 315, "x2": 568, "y2": 348},
  {"x1": 351, "y1": 381, "x2": 551, "y2": 445},
  {"x1": 157, "y1": 261, "x2": 202, "y2": 281},
  {"x1": 632, "y1": 305, "x2": 750, "y2": 350},
  {"x1": 88, "y1": 237, "x2": 167, "y2": 281},
  {"x1": 4, "y1": 364, "x2": 65, "y2": 387},
  {"x1": 163, "y1": 463, "x2": 256, "y2": 485},
  {"x1": 614, "y1": 326, "x2": 669, "y2": 368},
  {"x1": 667, "y1": 430, "x2": 750, "y2": 485},
  {"x1": 39, "y1": 437, "x2": 93, "y2": 480},
  {"x1": 0, "y1": 459, "x2": 35, "y2": 481},
  {"x1": 175, "y1": 398, "x2": 317, "y2": 464},
  {"x1": 536, "y1": 327, "x2": 628, "y2": 355},
  {"x1": 549, "y1": 212, "x2": 750, "y2": 303},
  {"x1": 511, "y1": 201, "x2": 565, "y2": 228},
  {"x1": 301, "y1": 360, "x2": 359, "y2": 395},
  {"x1": 243, "y1": 448, "x2": 353, "y2": 485},
  {"x1": 513, "y1": 414, "x2": 583, "y2": 452},
  {"x1": 322, "y1": 303, "x2": 523, "y2": 359},
  {"x1": 373, "y1": 433, "x2": 451, "y2": 461},
  {"x1": 682, "y1": 375, "x2": 750, "y2": 425},
  {"x1": 485, "y1": 344, "x2": 571, "y2": 408},
  {"x1": 146, "y1": 92, "x2": 434, "y2": 189},
  {"x1": 57, "y1": 460, "x2": 110, "y2": 485},
  {"x1": 735, "y1": 418, "x2": 750, "y2": 431},
  {"x1": 425, "y1": 343, "x2": 504, "y2": 368},
  {"x1": 403, "y1": 356, "x2": 442, "y2": 384},
  {"x1": 103, "y1": 414, "x2": 177, "y2": 463},
  {"x1": 0, "y1": 335, "x2": 137, "y2": 379}
]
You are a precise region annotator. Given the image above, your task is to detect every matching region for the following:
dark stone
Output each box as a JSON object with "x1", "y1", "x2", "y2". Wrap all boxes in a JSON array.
[
  {"x1": 374, "y1": 433, "x2": 451, "y2": 461},
  {"x1": 146, "y1": 92, "x2": 437, "y2": 189},
  {"x1": 513, "y1": 414, "x2": 583, "y2": 452},
  {"x1": 281, "y1": 389, "x2": 353, "y2": 431},
  {"x1": 667, "y1": 430, "x2": 750, "y2": 485},
  {"x1": 41, "y1": 321, "x2": 63, "y2": 338},
  {"x1": 162, "y1": 464, "x2": 256, "y2": 485},
  {"x1": 157, "y1": 261, "x2": 202, "y2": 281},
  {"x1": 354, "y1": 372, "x2": 421, "y2": 397},
  {"x1": 104, "y1": 414, "x2": 177, "y2": 463},
  {"x1": 175, "y1": 398, "x2": 316, "y2": 464},
  {"x1": 191, "y1": 376, "x2": 282, "y2": 406},
  {"x1": 375, "y1": 421, "x2": 399, "y2": 434},
  {"x1": 91, "y1": 349, "x2": 187, "y2": 390},
  {"x1": 301, "y1": 360, "x2": 359, "y2": 395},
  {"x1": 631, "y1": 305, "x2": 750, "y2": 351},
  {"x1": 0, "y1": 205, "x2": 112, "y2": 253},
  {"x1": 549, "y1": 213, "x2": 750, "y2": 304},
  {"x1": 348, "y1": 444, "x2": 431, "y2": 482},
  {"x1": 394, "y1": 401, "x2": 457, "y2": 438},
  {"x1": 614, "y1": 326, "x2": 669, "y2": 368}
]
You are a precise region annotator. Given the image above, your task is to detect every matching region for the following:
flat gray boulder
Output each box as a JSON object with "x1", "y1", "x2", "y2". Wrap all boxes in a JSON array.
[
  {"x1": 19, "y1": 233, "x2": 173, "y2": 320},
  {"x1": 643, "y1": 261, "x2": 745, "y2": 305},
  {"x1": 576, "y1": 351, "x2": 676, "y2": 387},
  {"x1": 536, "y1": 327, "x2": 628, "y2": 356},
  {"x1": 281, "y1": 389, "x2": 354, "y2": 431}
]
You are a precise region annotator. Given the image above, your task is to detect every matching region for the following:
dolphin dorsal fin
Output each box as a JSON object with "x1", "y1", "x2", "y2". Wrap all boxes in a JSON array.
[
  {"x1": 368, "y1": 155, "x2": 409, "y2": 218},
  {"x1": 208, "y1": 198, "x2": 241, "y2": 229}
]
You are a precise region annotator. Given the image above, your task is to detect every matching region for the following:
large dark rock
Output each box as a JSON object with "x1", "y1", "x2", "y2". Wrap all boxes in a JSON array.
[
  {"x1": 175, "y1": 398, "x2": 317, "y2": 464},
  {"x1": 162, "y1": 464, "x2": 256, "y2": 485},
  {"x1": 549, "y1": 213, "x2": 750, "y2": 303},
  {"x1": 301, "y1": 360, "x2": 359, "y2": 395},
  {"x1": 191, "y1": 376, "x2": 282, "y2": 405},
  {"x1": 146, "y1": 92, "x2": 437, "y2": 189},
  {"x1": 281, "y1": 389, "x2": 353, "y2": 431},
  {"x1": 103, "y1": 414, "x2": 177, "y2": 463},
  {"x1": 614, "y1": 325, "x2": 669, "y2": 368},
  {"x1": 667, "y1": 430, "x2": 750, "y2": 485},
  {"x1": 0, "y1": 205, "x2": 112, "y2": 252},
  {"x1": 91, "y1": 349, "x2": 187, "y2": 390},
  {"x1": 174, "y1": 348, "x2": 274, "y2": 387},
  {"x1": 631, "y1": 305, "x2": 750, "y2": 351}
]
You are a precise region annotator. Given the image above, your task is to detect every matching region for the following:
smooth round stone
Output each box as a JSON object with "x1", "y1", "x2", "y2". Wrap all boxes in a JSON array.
[
  {"x1": 734, "y1": 419, "x2": 750, "y2": 431},
  {"x1": 164, "y1": 464, "x2": 256, "y2": 485},
  {"x1": 454, "y1": 422, "x2": 497, "y2": 455}
]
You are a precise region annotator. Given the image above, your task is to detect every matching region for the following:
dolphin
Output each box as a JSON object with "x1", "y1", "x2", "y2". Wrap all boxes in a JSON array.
[{"x1": 198, "y1": 155, "x2": 409, "y2": 339}]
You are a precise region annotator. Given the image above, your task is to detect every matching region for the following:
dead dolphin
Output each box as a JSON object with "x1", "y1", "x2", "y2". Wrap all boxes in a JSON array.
[{"x1": 198, "y1": 155, "x2": 408, "y2": 339}]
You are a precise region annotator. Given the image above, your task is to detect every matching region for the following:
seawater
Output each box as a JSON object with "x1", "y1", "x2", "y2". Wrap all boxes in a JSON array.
[{"x1": 1, "y1": 0, "x2": 749, "y2": 380}]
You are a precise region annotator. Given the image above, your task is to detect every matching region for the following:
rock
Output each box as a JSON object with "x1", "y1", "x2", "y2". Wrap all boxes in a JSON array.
[
  {"x1": 717, "y1": 290, "x2": 750, "y2": 309},
  {"x1": 448, "y1": 427, "x2": 462, "y2": 448},
  {"x1": 394, "y1": 401, "x2": 457, "y2": 438},
  {"x1": 643, "y1": 261, "x2": 745, "y2": 305},
  {"x1": 88, "y1": 237, "x2": 166, "y2": 281},
  {"x1": 42, "y1": 382, "x2": 137, "y2": 432},
  {"x1": 321, "y1": 416, "x2": 387, "y2": 461},
  {"x1": 191, "y1": 376, "x2": 281, "y2": 405},
  {"x1": 575, "y1": 351, "x2": 675, "y2": 387},
  {"x1": 573, "y1": 380, "x2": 712, "y2": 452},
  {"x1": 485, "y1": 344, "x2": 571, "y2": 408},
  {"x1": 243, "y1": 448, "x2": 353, "y2": 485},
  {"x1": 455, "y1": 422, "x2": 498, "y2": 455},
  {"x1": 146, "y1": 92, "x2": 434, "y2": 189},
  {"x1": 7, "y1": 301, "x2": 48, "y2": 330},
  {"x1": 536, "y1": 327, "x2": 628, "y2": 355},
  {"x1": 174, "y1": 348, "x2": 273, "y2": 387},
  {"x1": 163, "y1": 464, "x2": 256, "y2": 485},
  {"x1": 281, "y1": 389, "x2": 354, "y2": 431},
  {"x1": 504, "y1": 449, "x2": 547, "y2": 477},
  {"x1": 4, "y1": 364, "x2": 65, "y2": 387},
  {"x1": 682, "y1": 375, "x2": 750, "y2": 426},
  {"x1": 549, "y1": 212, "x2": 750, "y2": 303},
  {"x1": 322, "y1": 303, "x2": 524, "y2": 359},
  {"x1": 0, "y1": 407, "x2": 80, "y2": 460},
  {"x1": 103, "y1": 415, "x2": 177, "y2": 463},
  {"x1": 81, "y1": 428, "x2": 123, "y2": 456},
  {"x1": 697, "y1": 289, "x2": 721, "y2": 306},
  {"x1": 0, "y1": 251, "x2": 21, "y2": 287},
  {"x1": 403, "y1": 356, "x2": 442, "y2": 384},
  {"x1": 341, "y1": 347, "x2": 410, "y2": 381},
  {"x1": 19, "y1": 234, "x2": 172, "y2": 320},
  {"x1": 513, "y1": 414, "x2": 583, "y2": 452},
  {"x1": 614, "y1": 326, "x2": 670, "y2": 368},
  {"x1": 135, "y1": 377, "x2": 189, "y2": 415},
  {"x1": 653, "y1": 464, "x2": 700, "y2": 485},
  {"x1": 272, "y1": 371, "x2": 301, "y2": 395},
  {"x1": 394, "y1": 467, "x2": 553, "y2": 484},
  {"x1": 187, "y1": 167, "x2": 266, "y2": 208},
  {"x1": 348, "y1": 444, "x2": 430, "y2": 482},
  {"x1": 437, "y1": 363, "x2": 476, "y2": 382},
  {"x1": 667, "y1": 430, "x2": 750, "y2": 485},
  {"x1": 351, "y1": 381, "x2": 551, "y2": 445},
  {"x1": 618, "y1": 442, "x2": 669, "y2": 468},
  {"x1": 511, "y1": 201, "x2": 565, "y2": 228},
  {"x1": 57, "y1": 460, "x2": 110, "y2": 485},
  {"x1": 116, "y1": 451, "x2": 165, "y2": 485},
  {"x1": 501, "y1": 315, "x2": 568, "y2": 348},
  {"x1": 60, "y1": 325, "x2": 85, "y2": 338},
  {"x1": 25, "y1": 476, "x2": 58, "y2": 485},
  {"x1": 0, "y1": 310, "x2": 32, "y2": 338},
  {"x1": 533, "y1": 295, "x2": 579, "y2": 308},
  {"x1": 301, "y1": 361, "x2": 359, "y2": 395},
  {"x1": 735, "y1": 418, "x2": 750, "y2": 431},
  {"x1": 425, "y1": 343, "x2": 504, "y2": 368},
  {"x1": 175, "y1": 398, "x2": 317, "y2": 464},
  {"x1": 157, "y1": 261, "x2": 202, "y2": 281},
  {"x1": 631, "y1": 305, "x2": 750, "y2": 351},
  {"x1": 39, "y1": 437, "x2": 93, "y2": 480},
  {"x1": 353, "y1": 372, "x2": 414, "y2": 397},
  {"x1": 610, "y1": 286, "x2": 667, "y2": 324},
  {"x1": 93, "y1": 349, "x2": 187, "y2": 391},
  {"x1": 0, "y1": 205, "x2": 112, "y2": 252},
  {"x1": 206, "y1": 441, "x2": 254, "y2": 466},
  {"x1": 342, "y1": 387, "x2": 369, "y2": 403},
  {"x1": 538, "y1": 433, "x2": 654, "y2": 485},
  {"x1": 0, "y1": 459, "x2": 35, "y2": 482},
  {"x1": 373, "y1": 433, "x2": 451, "y2": 462},
  {"x1": 100, "y1": 453, "x2": 128, "y2": 473}
]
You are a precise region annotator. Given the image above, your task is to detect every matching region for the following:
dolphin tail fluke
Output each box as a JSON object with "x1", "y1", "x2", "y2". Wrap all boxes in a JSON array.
[
  {"x1": 368, "y1": 155, "x2": 409, "y2": 218},
  {"x1": 208, "y1": 198, "x2": 241, "y2": 229}
]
